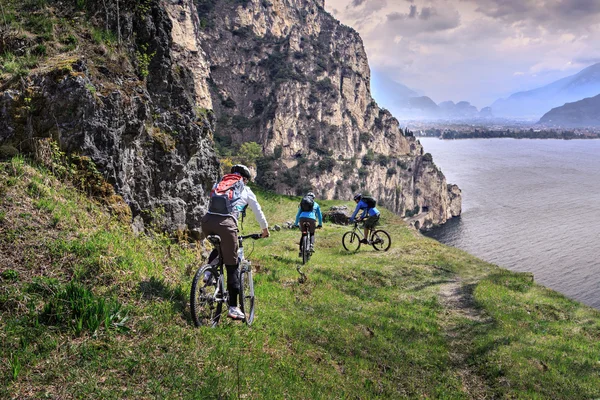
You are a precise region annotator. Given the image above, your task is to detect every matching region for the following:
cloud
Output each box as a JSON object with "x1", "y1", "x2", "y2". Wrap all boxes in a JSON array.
[
  {"x1": 408, "y1": 5, "x2": 417, "y2": 18},
  {"x1": 324, "y1": 0, "x2": 600, "y2": 107},
  {"x1": 384, "y1": 4, "x2": 459, "y2": 32}
]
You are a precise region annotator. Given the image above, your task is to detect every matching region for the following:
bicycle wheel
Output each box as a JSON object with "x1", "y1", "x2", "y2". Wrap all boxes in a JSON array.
[
  {"x1": 239, "y1": 265, "x2": 255, "y2": 326},
  {"x1": 301, "y1": 234, "x2": 309, "y2": 264},
  {"x1": 190, "y1": 265, "x2": 223, "y2": 327},
  {"x1": 371, "y1": 230, "x2": 391, "y2": 252},
  {"x1": 342, "y1": 231, "x2": 361, "y2": 252}
]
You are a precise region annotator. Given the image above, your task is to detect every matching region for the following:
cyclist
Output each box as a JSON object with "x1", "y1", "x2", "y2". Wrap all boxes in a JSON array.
[
  {"x1": 293, "y1": 192, "x2": 323, "y2": 255},
  {"x1": 349, "y1": 193, "x2": 380, "y2": 244},
  {"x1": 201, "y1": 164, "x2": 269, "y2": 320}
]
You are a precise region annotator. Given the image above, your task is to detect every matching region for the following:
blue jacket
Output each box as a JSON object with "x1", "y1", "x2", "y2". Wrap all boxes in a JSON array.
[
  {"x1": 350, "y1": 200, "x2": 380, "y2": 222},
  {"x1": 295, "y1": 202, "x2": 323, "y2": 226}
]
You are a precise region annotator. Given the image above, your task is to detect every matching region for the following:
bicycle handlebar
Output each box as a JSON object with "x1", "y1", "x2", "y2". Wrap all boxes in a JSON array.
[{"x1": 240, "y1": 233, "x2": 262, "y2": 240}]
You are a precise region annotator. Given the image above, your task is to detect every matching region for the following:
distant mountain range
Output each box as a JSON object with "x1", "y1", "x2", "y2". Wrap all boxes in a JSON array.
[
  {"x1": 538, "y1": 94, "x2": 600, "y2": 127},
  {"x1": 370, "y1": 70, "x2": 491, "y2": 120},
  {"x1": 491, "y1": 63, "x2": 600, "y2": 119},
  {"x1": 371, "y1": 63, "x2": 600, "y2": 123}
]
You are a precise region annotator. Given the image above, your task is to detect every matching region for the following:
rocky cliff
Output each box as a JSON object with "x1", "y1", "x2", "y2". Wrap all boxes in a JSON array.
[
  {"x1": 196, "y1": 0, "x2": 461, "y2": 225},
  {"x1": 0, "y1": 0, "x2": 220, "y2": 233},
  {"x1": 0, "y1": 0, "x2": 460, "y2": 231}
]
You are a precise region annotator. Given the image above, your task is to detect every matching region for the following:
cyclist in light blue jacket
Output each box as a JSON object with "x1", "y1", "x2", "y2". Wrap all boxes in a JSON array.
[{"x1": 294, "y1": 192, "x2": 323, "y2": 253}]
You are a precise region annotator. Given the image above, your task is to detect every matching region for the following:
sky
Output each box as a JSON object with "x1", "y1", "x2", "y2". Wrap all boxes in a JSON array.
[{"x1": 324, "y1": 0, "x2": 600, "y2": 108}]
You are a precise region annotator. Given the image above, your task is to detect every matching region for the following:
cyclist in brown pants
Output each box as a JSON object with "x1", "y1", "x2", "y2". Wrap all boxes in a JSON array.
[{"x1": 201, "y1": 164, "x2": 269, "y2": 320}]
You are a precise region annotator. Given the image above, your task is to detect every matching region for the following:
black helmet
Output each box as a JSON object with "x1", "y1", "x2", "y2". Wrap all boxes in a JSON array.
[
  {"x1": 231, "y1": 164, "x2": 251, "y2": 180},
  {"x1": 353, "y1": 193, "x2": 362, "y2": 201},
  {"x1": 306, "y1": 192, "x2": 315, "y2": 198}
]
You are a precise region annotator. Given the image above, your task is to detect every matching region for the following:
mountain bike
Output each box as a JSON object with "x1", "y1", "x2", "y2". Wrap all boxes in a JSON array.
[
  {"x1": 190, "y1": 233, "x2": 261, "y2": 327},
  {"x1": 342, "y1": 221, "x2": 391, "y2": 252},
  {"x1": 299, "y1": 221, "x2": 314, "y2": 265}
]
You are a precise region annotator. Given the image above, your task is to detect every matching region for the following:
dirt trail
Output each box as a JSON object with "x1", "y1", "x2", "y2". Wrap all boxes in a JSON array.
[{"x1": 438, "y1": 280, "x2": 493, "y2": 399}]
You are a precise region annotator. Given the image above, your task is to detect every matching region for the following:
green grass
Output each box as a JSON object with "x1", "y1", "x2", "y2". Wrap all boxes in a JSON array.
[{"x1": 1, "y1": 158, "x2": 599, "y2": 398}]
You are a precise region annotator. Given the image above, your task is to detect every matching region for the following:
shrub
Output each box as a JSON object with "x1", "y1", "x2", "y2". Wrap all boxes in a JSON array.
[
  {"x1": 386, "y1": 167, "x2": 397, "y2": 177},
  {"x1": 317, "y1": 156, "x2": 336, "y2": 173},
  {"x1": 221, "y1": 97, "x2": 236, "y2": 108},
  {"x1": 253, "y1": 99, "x2": 265, "y2": 115},
  {"x1": 422, "y1": 153, "x2": 433, "y2": 162},
  {"x1": 238, "y1": 142, "x2": 262, "y2": 166},
  {"x1": 359, "y1": 132, "x2": 371, "y2": 145},
  {"x1": 362, "y1": 149, "x2": 375, "y2": 166},
  {"x1": 377, "y1": 154, "x2": 389, "y2": 166}
]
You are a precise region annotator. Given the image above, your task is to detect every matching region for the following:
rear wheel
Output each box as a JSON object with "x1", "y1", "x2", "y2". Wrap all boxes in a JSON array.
[
  {"x1": 371, "y1": 230, "x2": 391, "y2": 252},
  {"x1": 190, "y1": 265, "x2": 223, "y2": 327},
  {"x1": 342, "y1": 231, "x2": 361, "y2": 252},
  {"x1": 239, "y1": 266, "x2": 255, "y2": 326},
  {"x1": 301, "y1": 234, "x2": 309, "y2": 264}
]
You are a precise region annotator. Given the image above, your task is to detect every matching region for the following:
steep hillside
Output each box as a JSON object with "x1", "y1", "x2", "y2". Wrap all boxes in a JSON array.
[
  {"x1": 0, "y1": 0, "x2": 460, "y2": 231},
  {"x1": 0, "y1": 0, "x2": 220, "y2": 233},
  {"x1": 1, "y1": 157, "x2": 599, "y2": 398},
  {"x1": 193, "y1": 0, "x2": 461, "y2": 224},
  {"x1": 539, "y1": 94, "x2": 600, "y2": 127}
]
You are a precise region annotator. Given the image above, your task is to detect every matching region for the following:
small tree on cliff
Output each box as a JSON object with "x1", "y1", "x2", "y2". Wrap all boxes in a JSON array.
[{"x1": 238, "y1": 142, "x2": 262, "y2": 166}]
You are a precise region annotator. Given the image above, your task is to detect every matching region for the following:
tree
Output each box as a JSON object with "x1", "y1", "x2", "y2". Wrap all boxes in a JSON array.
[{"x1": 238, "y1": 142, "x2": 262, "y2": 166}]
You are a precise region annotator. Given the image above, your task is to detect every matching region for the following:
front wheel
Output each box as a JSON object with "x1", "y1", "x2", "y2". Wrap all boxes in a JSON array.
[
  {"x1": 371, "y1": 230, "x2": 391, "y2": 251},
  {"x1": 342, "y1": 231, "x2": 361, "y2": 252},
  {"x1": 239, "y1": 265, "x2": 255, "y2": 326},
  {"x1": 301, "y1": 234, "x2": 309, "y2": 265},
  {"x1": 190, "y1": 265, "x2": 223, "y2": 327}
]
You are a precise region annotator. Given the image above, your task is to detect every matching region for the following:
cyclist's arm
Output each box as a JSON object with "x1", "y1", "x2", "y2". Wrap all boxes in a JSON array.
[
  {"x1": 315, "y1": 203, "x2": 323, "y2": 226},
  {"x1": 360, "y1": 208, "x2": 368, "y2": 219},
  {"x1": 244, "y1": 187, "x2": 268, "y2": 230},
  {"x1": 349, "y1": 202, "x2": 361, "y2": 222}
]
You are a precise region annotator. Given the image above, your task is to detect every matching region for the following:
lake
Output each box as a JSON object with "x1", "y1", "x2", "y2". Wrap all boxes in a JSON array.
[{"x1": 419, "y1": 138, "x2": 600, "y2": 308}]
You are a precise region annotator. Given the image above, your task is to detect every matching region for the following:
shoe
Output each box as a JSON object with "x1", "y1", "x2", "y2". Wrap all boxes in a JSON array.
[
  {"x1": 227, "y1": 306, "x2": 245, "y2": 320},
  {"x1": 360, "y1": 239, "x2": 368, "y2": 244},
  {"x1": 309, "y1": 245, "x2": 314, "y2": 252},
  {"x1": 203, "y1": 271, "x2": 213, "y2": 285}
]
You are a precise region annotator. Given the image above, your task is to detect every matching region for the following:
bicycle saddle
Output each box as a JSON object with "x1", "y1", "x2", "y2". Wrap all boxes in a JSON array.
[{"x1": 207, "y1": 235, "x2": 221, "y2": 245}]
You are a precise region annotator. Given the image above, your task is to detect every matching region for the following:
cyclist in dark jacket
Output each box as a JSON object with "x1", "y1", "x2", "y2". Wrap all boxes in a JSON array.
[
  {"x1": 294, "y1": 192, "x2": 323, "y2": 254},
  {"x1": 349, "y1": 193, "x2": 380, "y2": 244}
]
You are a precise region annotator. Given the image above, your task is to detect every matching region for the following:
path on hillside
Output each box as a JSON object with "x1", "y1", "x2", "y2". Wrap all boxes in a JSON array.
[{"x1": 438, "y1": 280, "x2": 493, "y2": 399}]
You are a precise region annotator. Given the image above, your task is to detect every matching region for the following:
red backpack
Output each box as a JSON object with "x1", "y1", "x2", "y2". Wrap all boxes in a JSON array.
[{"x1": 208, "y1": 174, "x2": 245, "y2": 215}]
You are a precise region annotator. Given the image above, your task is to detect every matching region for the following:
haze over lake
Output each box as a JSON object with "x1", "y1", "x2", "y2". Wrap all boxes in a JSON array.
[{"x1": 420, "y1": 138, "x2": 600, "y2": 308}]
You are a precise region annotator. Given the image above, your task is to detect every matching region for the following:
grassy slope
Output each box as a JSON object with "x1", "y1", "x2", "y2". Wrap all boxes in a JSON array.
[{"x1": 1, "y1": 157, "x2": 599, "y2": 399}]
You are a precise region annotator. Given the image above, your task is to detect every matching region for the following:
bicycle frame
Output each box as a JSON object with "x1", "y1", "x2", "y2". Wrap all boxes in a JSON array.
[{"x1": 193, "y1": 233, "x2": 260, "y2": 326}]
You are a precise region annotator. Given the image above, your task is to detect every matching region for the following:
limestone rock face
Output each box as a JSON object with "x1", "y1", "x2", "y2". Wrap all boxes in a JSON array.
[
  {"x1": 0, "y1": 0, "x2": 460, "y2": 231},
  {"x1": 0, "y1": 1, "x2": 220, "y2": 232},
  {"x1": 196, "y1": 0, "x2": 460, "y2": 225}
]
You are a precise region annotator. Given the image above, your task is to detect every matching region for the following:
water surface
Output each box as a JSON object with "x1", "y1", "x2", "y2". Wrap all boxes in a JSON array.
[{"x1": 420, "y1": 138, "x2": 600, "y2": 308}]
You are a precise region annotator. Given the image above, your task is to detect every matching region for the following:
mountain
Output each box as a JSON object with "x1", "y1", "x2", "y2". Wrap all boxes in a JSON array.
[
  {"x1": 538, "y1": 94, "x2": 600, "y2": 127},
  {"x1": 0, "y1": 0, "x2": 461, "y2": 231},
  {"x1": 491, "y1": 63, "x2": 600, "y2": 118},
  {"x1": 371, "y1": 70, "x2": 420, "y2": 101}
]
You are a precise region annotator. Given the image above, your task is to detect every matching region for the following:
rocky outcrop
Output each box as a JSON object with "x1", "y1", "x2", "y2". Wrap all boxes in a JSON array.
[
  {"x1": 0, "y1": 0, "x2": 220, "y2": 232},
  {"x1": 196, "y1": 0, "x2": 461, "y2": 225},
  {"x1": 0, "y1": 0, "x2": 460, "y2": 230}
]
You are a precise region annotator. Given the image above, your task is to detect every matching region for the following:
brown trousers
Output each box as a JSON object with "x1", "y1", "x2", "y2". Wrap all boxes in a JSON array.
[{"x1": 201, "y1": 213, "x2": 239, "y2": 266}]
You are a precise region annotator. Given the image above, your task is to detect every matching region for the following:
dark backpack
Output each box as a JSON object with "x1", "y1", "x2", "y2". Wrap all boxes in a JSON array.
[
  {"x1": 300, "y1": 196, "x2": 314, "y2": 212},
  {"x1": 362, "y1": 196, "x2": 377, "y2": 209},
  {"x1": 208, "y1": 174, "x2": 245, "y2": 215}
]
